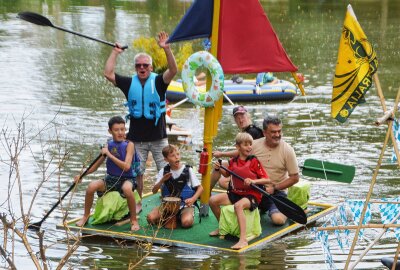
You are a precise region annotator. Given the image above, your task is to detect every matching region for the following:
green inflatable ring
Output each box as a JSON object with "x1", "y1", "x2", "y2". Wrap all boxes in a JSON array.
[{"x1": 181, "y1": 51, "x2": 224, "y2": 107}]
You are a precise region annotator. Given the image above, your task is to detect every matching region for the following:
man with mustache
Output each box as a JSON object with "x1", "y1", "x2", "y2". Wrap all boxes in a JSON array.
[
  {"x1": 250, "y1": 115, "x2": 299, "y2": 225},
  {"x1": 212, "y1": 115, "x2": 299, "y2": 225}
]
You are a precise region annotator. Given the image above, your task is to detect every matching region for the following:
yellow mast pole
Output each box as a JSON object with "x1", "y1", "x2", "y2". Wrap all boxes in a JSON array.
[
  {"x1": 291, "y1": 72, "x2": 306, "y2": 96},
  {"x1": 199, "y1": 0, "x2": 222, "y2": 211}
]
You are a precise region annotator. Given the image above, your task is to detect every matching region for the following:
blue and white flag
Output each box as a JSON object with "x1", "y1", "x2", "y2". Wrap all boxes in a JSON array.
[
  {"x1": 347, "y1": 200, "x2": 371, "y2": 238},
  {"x1": 392, "y1": 119, "x2": 400, "y2": 162},
  {"x1": 378, "y1": 197, "x2": 400, "y2": 240},
  {"x1": 338, "y1": 204, "x2": 350, "y2": 247},
  {"x1": 313, "y1": 226, "x2": 337, "y2": 270},
  {"x1": 330, "y1": 215, "x2": 345, "y2": 252}
]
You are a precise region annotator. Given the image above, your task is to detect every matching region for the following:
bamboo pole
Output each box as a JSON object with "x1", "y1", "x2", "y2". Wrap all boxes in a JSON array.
[
  {"x1": 318, "y1": 223, "x2": 400, "y2": 231},
  {"x1": 391, "y1": 88, "x2": 400, "y2": 165},
  {"x1": 291, "y1": 72, "x2": 306, "y2": 96},
  {"x1": 391, "y1": 241, "x2": 400, "y2": 270},
  {"x1": 373, "y1": 74, "x2": 400, "y2": 166},
  {"x1": 199, "y1": 0, "x2": 221, "y2": 208},
  {"x1": 375, "y1": 109, "x2": 394, "y2": 126},
  {"x1": 349, "y1": 211, "x2": 400, "y2": 269},
  {"x1": 344, "y1": 116, "x2": 393, "y2": 269},
  {"x1": 368, "y1": 199, "x2": 400, "y2": 204},
  {"x1": 340, "y1": 199, "x2": 400, "y2": 204},
  {"x1": 373, "y1": 73, "x2": 387, "y2": 111},
  {"x1": 346, "y1": 89, "x2": 400, "y2": 270}
]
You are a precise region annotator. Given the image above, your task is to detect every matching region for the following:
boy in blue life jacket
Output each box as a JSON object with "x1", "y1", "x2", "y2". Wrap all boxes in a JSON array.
[
  {"x1": 74, "y1": 116, "x2": 139, "y2": 231},
  {"x1": 147, "y1": 144, "x2": 203, "y2": 228},
  {"x1": 209, "y1": 132, "x2": 272, "y2": 250}
]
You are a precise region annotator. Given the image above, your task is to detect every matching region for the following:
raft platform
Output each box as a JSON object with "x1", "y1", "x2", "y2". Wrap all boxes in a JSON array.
[{"x1": 57, "y1": 192, "x2": 336, "y2": 253}]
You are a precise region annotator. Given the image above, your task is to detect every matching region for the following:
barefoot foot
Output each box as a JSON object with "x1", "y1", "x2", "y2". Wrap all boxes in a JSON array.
[
  {"x1": 130, "y1": 220, "x2": 140, "y2": 231},
  {"x1": 209, "y1": 228, "x2": 220, "y2": 236},
  {"x1": 231, "y1": 240, "x2": 248, "y2": 250},
  {"x1": 76, "y1": 216, "x2": 89, "y2": 227}
]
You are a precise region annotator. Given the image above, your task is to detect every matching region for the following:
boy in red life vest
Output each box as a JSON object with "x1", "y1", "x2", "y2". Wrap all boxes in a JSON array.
[
  {"x1": 74, "y1": 116, "x2": 139, "y2": 231},
  {"x1": 209, "y1": 132, "x2": 272, "y2": 249},
  {"x1": 147, "y1": 144, "x2": 203, "y2": 228}
]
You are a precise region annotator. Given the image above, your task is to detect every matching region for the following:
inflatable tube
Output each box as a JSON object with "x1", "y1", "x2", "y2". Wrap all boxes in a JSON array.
[
  {"x1": 167, "y1": 79, "x2": 297, "y2": 103},
  {"x1": 181, "y1": 51, "x2": 224, "y2": 107}
]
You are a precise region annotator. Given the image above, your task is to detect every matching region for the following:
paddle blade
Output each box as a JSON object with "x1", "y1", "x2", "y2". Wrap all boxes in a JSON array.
[
  {"x1": 18, "y1": 11, "x2": 54, "y2": 27},
  {"x1": 271, "y1": 195, "x2": 307, "y2": 225},
  {"x1": 28, "y1": 221, "x2": 42, "y2": 230},
  {"x1": 301, "y1": 159, "x2": 355, "y2": 183}
]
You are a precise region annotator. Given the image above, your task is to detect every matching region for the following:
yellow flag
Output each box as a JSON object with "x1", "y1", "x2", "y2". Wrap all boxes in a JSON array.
[{"x1": 331, "y1": 4, "x2": 378, "y2": 123}]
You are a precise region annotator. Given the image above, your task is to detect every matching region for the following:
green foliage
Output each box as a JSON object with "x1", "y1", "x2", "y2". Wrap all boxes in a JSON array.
[{"x1": 132, "y1": 37, "x2": 193, "y2": 74}]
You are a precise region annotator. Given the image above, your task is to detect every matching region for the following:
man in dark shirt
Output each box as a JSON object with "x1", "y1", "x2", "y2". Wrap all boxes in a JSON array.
[
  {"x1": 232, "y1": 105, "x2": 264, "y2": 139},
  {"x1": 104, "y1": 31, "x2": 177, "y2": 208}
]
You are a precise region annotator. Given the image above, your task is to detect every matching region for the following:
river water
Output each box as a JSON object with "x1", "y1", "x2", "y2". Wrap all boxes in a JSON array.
[{"x1": 1, "y1": 0, "x2": 400, "y2": 269}]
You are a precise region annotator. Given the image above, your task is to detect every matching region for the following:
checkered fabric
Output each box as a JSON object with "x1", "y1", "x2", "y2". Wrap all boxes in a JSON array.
[
  {"x1": 338, "y1": 204, "x2": 350, "y2": 247},
  {"x1": 346, "y1": 200, "x2": 371, "y2": 238},
  {"x1": 330, "y1": 215, "x2": 345, "y2": 252},
  {"x1": 378, "y1": 197, "x2": 400, "y2": 240},
  {"x1": 312, "y1": 226, "x2": 337, "y2": 270}
]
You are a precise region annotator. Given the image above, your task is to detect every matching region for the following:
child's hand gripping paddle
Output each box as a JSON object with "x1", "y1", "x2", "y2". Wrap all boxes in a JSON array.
[{"x1": 217, "y1": 160, "x2": 307, "y2": 225}]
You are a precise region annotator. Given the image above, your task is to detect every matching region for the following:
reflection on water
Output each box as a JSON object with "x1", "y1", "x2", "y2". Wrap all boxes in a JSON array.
[{"x1": 1, "y1": 0, "x2": 400, "y2": 269}]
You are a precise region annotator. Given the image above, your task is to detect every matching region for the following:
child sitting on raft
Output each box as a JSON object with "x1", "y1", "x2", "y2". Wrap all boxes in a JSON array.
[
  {"x1": 74, "y1": 116, "x2": 139, "y2": 231},
  {"x1": 209, "y1": 132, "x2": 272, "y2": 249},
  {"x1": 147, "y1": 144, "x2": 203, "y2": 228}
]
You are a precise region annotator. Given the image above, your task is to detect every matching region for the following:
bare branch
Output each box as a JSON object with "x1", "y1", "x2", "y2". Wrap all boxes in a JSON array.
[
  {"x1": 0, "y1": 245, "x2": 17, "y2": 270},
  {"x1": 37, "y1": 230, "x2": 48, "y2": 270}
]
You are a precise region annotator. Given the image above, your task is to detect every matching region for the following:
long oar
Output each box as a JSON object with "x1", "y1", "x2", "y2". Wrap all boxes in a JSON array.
[
  {"x1": 218, "y1": 162, "x2": 307, "y2": 225},
  {"x1": 28, "y1": 153, "x2": 103, "y2": 230},
  {"x1": 17, "y1": 11, "x2": 128, "y2": 49},
  {"x1": 300, "y1": 158, "x2": 355, "y2": 183}
]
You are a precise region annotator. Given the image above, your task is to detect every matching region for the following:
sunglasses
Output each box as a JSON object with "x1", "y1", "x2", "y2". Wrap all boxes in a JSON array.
[{"x1": 135, "y1": 63, "x2": 150, "y2": 69}]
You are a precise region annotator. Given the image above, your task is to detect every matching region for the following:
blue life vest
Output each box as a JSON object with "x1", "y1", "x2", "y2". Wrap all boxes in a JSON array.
[
  {"x1": 125, "y1": 72, "x2": 166, "y2": 126},
  {"x1": 106, "y1": 140, "x2": 134, "y2": 178},
  {"x1": 161, "y1": 165, "x2": 195, "y2": 202}
]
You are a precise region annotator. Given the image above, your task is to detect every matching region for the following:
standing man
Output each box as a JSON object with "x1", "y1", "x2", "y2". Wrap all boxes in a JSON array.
[
  {"x1": 104, "y1": 31, "x2": 177, "y2": 210},
  {"x1": 251, "y1": 115, "x2": 299, "y2": 225}
]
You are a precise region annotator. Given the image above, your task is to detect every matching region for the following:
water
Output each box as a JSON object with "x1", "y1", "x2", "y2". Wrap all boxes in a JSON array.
[{"x1": 1, "y1": 0, "x2": 400, "y2": 269}]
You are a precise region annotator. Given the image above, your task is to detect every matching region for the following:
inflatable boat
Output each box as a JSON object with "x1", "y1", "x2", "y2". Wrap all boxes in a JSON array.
[{"x1": 166, "y1": 79, "x2": 297, "y2": 103}]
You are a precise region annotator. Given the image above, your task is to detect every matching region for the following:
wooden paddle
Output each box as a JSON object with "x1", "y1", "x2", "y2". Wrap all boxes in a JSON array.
[
  {"x1": 17, "y1": 11, "x2": 128, "y2": 49},
  {"x1": 300, "y1": 158, "x2": 355, "y2": 183},
  {"x1": 28, "y1": 153, "x2": 103, "y2": 230},
  {"x1": 218, "y1": 161, "x2": 307, "y2": 225}
]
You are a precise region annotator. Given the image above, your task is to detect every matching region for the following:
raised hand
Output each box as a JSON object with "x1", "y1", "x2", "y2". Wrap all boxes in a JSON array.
[{"x1": 157, "y1": 31, "x2": 170, "y2": 50}]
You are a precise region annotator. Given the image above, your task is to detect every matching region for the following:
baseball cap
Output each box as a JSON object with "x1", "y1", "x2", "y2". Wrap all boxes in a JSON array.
[{"x1": 233, "y1": 105, "x2": 247, "y2": 116}]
